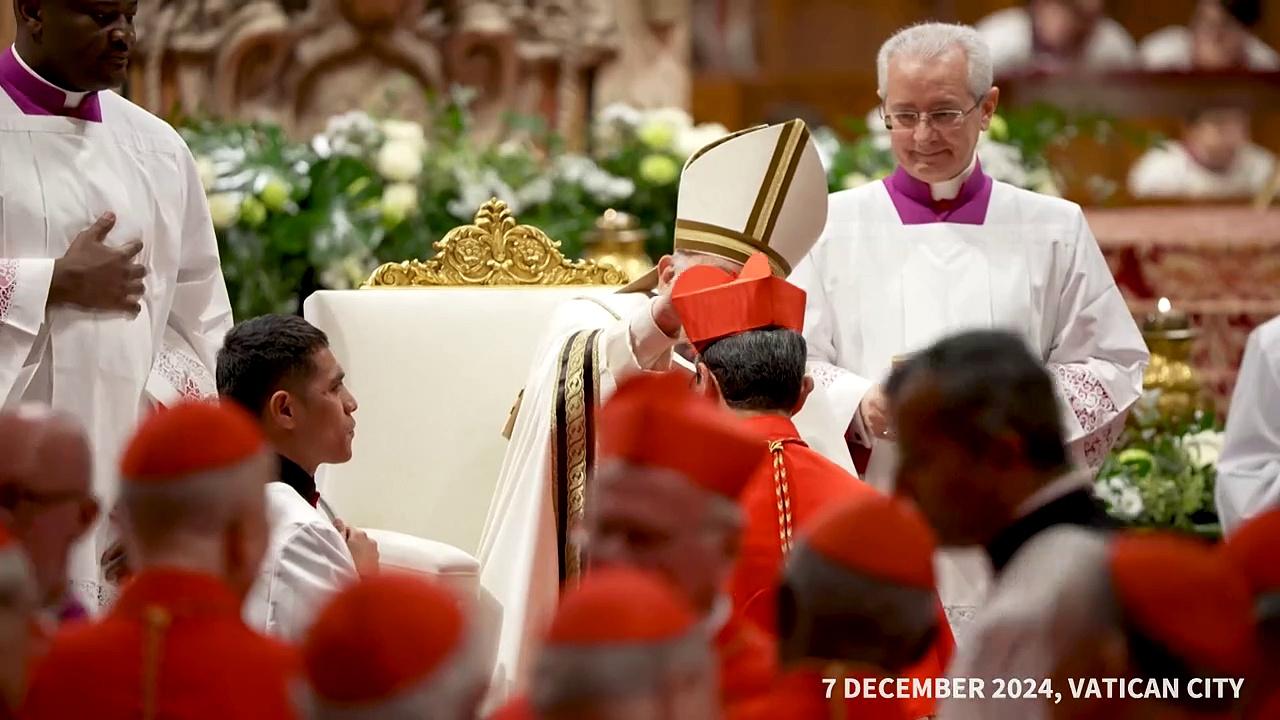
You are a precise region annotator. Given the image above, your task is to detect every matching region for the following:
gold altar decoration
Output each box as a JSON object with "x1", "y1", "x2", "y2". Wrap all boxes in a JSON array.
[
  {"x1": 1141, "y1": 298, "x2": 1205, "y2": 423},
  {"x1": 363, "y1": 198, "x2": 629, "y2": 288},
  {"x1": 580, "y1": 209, "x2": 655, "y2": 282}
]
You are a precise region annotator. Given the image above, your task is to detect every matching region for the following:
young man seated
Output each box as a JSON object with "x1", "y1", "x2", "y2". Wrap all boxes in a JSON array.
[{"x1": 217, "y1": 314, "x2": 378, "y2": 641}]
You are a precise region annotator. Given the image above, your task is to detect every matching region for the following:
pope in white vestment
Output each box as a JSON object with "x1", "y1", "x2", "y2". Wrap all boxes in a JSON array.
[
  {"x1": 0, "y1": 33, "x2": 231, "y2": 607},
  {"x1": 478, "y1": 119, "x2": 838, "y2": 702},
  {"x1": 794, "y1": 23, "x2": 1148, "y2": 637},
  {"x1": 1216, "y1": 315, "x2": 1280, "y2": 534}
]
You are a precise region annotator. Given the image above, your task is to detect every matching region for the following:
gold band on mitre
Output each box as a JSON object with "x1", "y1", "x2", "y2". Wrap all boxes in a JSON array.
[{"x1": 672, "y1": 118, "x2": 811, "y2": 278}]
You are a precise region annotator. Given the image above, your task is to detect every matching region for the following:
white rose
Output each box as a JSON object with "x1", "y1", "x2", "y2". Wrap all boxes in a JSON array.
[
  {"x1": 376, "y1": 140, "x2": 424, "y2": 182},
  {"x1": 597, "y1": 102, "x2": 644, "y2": 128},
  {"x1": 1184, "y1": 430, "x2": 1225, "y2": 467},
  {"x1": 380, "y1": 182, "x2": 419, "y2": 224},
  {"x1": 207, "y1": 192, "x2": 242, "y2": 229},
  {"x1": 674, "y1": 122, "x2": 730, "y2": 158},
  {"x1": 645, "y1": 107, "x2": 693, "y2": 132},
  {"x1": 1118, "y1": 487, "x2": 1144, "y2": 519},
  {"x1": 381, "y1": 120, "x2": 427, "y2": 151},
  {"x1": 195, "y1": 156, "x2": 218, "y2": 192}
]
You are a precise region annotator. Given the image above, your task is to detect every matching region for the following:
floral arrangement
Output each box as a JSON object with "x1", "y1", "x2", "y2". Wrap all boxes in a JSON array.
[
  {"x1": 183, "y1": 94, "x2": 729, "y2": 319},
  {"x1": 1094, "y1": 393, "x2": 1222, "y2": 536}
]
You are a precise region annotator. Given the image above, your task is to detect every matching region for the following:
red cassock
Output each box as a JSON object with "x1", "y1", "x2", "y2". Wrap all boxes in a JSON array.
[
  {"x1": 716, "y1": 610, "x2": 779, "y2": 720},
  {"x1": 730, "y1": 415, "x2": 955, "y2": 720},
  {"x1": 21, "y1": 569, "x2": 299, "y2": 720}
]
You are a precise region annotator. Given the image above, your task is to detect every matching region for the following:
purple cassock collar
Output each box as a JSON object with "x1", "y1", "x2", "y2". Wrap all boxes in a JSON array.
[
  {"x1": 0, "y1": 46, "x2": 102, "y2": 122},
  {"x1": 884, "y1": 158, "x2": 993, "y2": 225}
]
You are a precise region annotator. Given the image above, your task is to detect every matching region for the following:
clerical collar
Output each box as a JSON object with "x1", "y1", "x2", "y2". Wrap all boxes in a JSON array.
[
  {"x1": 884, "y1": 156, "x2": 993, "y2": 225},
  {"x1": 277, "y1": 454, "x2": 320, "y2": 508},
  {"x1": 985, "y1": 476, "x2": 1116, "y2": 573},
  {"x1": 0, "y1": 46, "x2": 102, "y2": 122}
]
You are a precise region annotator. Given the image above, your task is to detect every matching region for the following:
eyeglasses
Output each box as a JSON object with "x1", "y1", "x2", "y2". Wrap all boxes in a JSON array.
[{"x1": 881, "y1": 100, "x2": 983, "y2": 131}]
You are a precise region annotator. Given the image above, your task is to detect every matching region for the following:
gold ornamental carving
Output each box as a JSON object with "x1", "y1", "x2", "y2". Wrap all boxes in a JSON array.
[{"x1": 363, "y1": 198, "x2": 629, "y2": 287}]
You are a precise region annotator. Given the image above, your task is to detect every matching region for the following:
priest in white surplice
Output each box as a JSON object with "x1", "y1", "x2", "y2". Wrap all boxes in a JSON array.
[
  {"x1": 479, "y1": 119, "x2": 838, "y2": 703},
  {"x1": 1215, "y1": 315, "x2": 1280, "y2": 534},
  {"x1": 0, "y1": 4, "x2": 232, "y2": 608},
  {"x1": 791, "y1": 23, "x2": 1148, "y2": 636}
]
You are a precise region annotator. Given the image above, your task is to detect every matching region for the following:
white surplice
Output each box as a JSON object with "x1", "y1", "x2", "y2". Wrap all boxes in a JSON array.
[
  {"x1": 792, "y1": 163, "x2": 1148, "y2": 636},
  {"x1": 477, "y1": 290, "x2": 849, "y2": 704},
  {"x1": 1215, "y1": 315, "x2": 1280, "y2": 534},
  {"x1": 976, "y1": 7, "x2": 1139, "y2": 76},
  {"x1": 244, "y1": 482, "x2": 357, "y2": 642},
  {"x1": 1128, "y1": 140, "x2": 1276, "y2": 200},
  {"x1": 1139, "y1": 25, "x2": 1280, "y2": 71},
  {"x1": 0, "y1": 69, "x2": 231, "y2": 607}
]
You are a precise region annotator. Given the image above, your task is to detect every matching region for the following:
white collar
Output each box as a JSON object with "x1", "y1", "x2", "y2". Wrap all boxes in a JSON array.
[
  {"x1": 929, "y1": 153, "x2": 978, "y2": 201},
  {"x1": 1014, "y1": 467, "x2": 1093, "y2": 519},
  {"x1": 11, "y1": 45, "x2": 91, "y2": 108}
]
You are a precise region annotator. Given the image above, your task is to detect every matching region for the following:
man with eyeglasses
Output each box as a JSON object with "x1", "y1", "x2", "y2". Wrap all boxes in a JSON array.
[
  {"x1": 791, "y1": 22, "x2": 1147, "y2": 642},
  {"x1": 0, "y1": 405, "x2": 98, "y2": 631}
]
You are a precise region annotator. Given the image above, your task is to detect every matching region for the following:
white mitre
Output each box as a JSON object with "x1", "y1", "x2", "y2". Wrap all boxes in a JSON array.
[{"x1": 626, "y1": 119, "x2": 828, "y2": 291}]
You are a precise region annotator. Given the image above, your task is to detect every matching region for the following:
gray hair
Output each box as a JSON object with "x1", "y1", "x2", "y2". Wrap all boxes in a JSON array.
[{"x1": 876, "y1": 22, "x2": 994, "y2": 101}]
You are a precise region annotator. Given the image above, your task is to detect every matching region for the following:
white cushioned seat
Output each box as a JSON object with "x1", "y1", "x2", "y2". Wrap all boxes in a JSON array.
[{"x1": 364, "y1": 527, "x2": 480, "y2": 599}]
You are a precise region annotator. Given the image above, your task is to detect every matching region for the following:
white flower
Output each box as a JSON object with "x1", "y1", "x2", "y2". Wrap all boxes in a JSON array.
[
  {"x1": 380, "y1": 182, "x2": 419, "y2": 225},
  {"x1": 597, "y1": 103, "x2": 644, "y2": 128},
  {"x1": 376, "y1": 141, "x2": 424, "y2": 182},
  {"x1": 811, "y1": 127, "x2": 841, "y2": 172},
  {"x1": 555, "y1": 155, "x2": 634, "y2": 203},
  {"x1": 516, "y1": 176, "x2": 554, "y2": 207},
  {"x1": 195, "y1": 156, "x2": 217, "y2": 192},
  {"x1": 674, "y1": 122, "x2": 730, "y2": 158},
  {"x1": 636, "y1": 107, "x2": 694, "y2": 151},
  {"x1": 1184, "y1": 430, "x2": 1225, "y2": 468},
  {"x1": 977, "y1": 139, "x2": 1028, "y2": 188},
  {"x1": 206, "y1": 192, "x2": 242, "y2": 229},
  {"x1": 1118, "y1": 487, "x2": 1144, "y2": 519},
  {"x1": 447, "y1": 167, "x2": 520, "y2": 220},
  {"x1": 841, "y1": 172, "x2": 871, "y2": 190},
  {"x1": 1027, "y1": 167, "x2": 1061, "y2": 197},
  {"x1": 381, "y1": 120, "x2": 427, "y2": 152},
  {"x1": 316, "y1": 110, "x2": 381, "y2": 157}
]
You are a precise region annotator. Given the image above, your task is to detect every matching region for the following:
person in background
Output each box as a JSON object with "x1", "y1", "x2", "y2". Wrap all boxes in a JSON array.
[
  {"x1": 1128, "y1": 106, "x2": 1276, "y2": 200},
  {"x1": 1141, "y1": 0, "x2": 1279, "y2": 71},
  {"x1": 217, "y1": 313, "x2": 378, "y2": 641},
  {"x1": 1214, "y1": 315, "x2": 1280, "y2": 532},
  {"x1": 0, "y1": 526, "x2": 37, "y2": 720},
  {"x1": 768, "y1": 494, "x2": 945, "y2": 720},
  {"x1": 585, "y1": 372, "x2": 775, "y2": 718},
  {"x1": 1049, "y1": 533, "x2": 1255, "y2": 720},
  {"x1": 0, "y1": 0, "x2": 233, "y2": 609},
  {"x1": 300, "y1": 574, "x2": 488, "y2": 720},
  {"x1": 1221, "y1": 508, "x2": 1280, "y2": 719},
  {"x1": 497, "y1": 567, "x2": 718, "y2": 720},
  {"x1": 0, "y1": 405, "x2": 97, "y2": 628},
  {"x1": 976, "y1": 0, "x2": 1138, "y2": 76},
  {"x1": 21, "y1": 401, "x2": 299, "y2": 720},
  {"x1": 887, "y1": 330, "x2": 1117, "y2": 720}
]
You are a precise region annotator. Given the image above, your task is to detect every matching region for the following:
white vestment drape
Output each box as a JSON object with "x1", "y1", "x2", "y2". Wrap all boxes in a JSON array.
[
  {"x1": 1216, "y1": 315, "x2": 1280, "y2": 534},
  {"x1": 0, "y1": 89, "x2": 231, "y2": 607}
]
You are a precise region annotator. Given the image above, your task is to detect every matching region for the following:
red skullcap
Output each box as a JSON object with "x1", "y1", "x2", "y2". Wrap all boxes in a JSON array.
[
  {"x1": 1110, "y1": 532, "x2": 1256, "y2": 678},
  {"x1": 304, "y1": 573, "x2": 466, "y2": 704},
  {"x1": 547, "y1": 567, "x2": 698, "y2": 646},
  {"x1": 802, "y1": 494, "x2": 937, "y2": 591},
  {"x1": 120, "y1": 400, "x2": 264, "y2": 483},
  {"x1": 599, "y1": 371, "x2": 768, "y2": 499}
]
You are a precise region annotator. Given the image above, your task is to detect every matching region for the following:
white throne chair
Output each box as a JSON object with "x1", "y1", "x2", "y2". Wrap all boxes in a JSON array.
[{"x1": 302, "y1": 199, "x2": 626, "y2": 686}]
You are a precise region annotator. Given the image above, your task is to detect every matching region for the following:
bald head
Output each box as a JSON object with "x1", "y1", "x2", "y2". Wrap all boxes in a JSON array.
[{"x1": 0, "y1": 405, "x2": 95, "y2": 607}]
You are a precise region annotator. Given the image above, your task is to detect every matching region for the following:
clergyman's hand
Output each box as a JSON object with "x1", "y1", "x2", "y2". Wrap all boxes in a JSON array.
[
  {"x1": 857, "y1": 384, "x2": 895, "y2": 442},
  {"x1": 50, "y1": 213, "x2": 146, "y2": 314},
  {"x1": 335, "y1": 518, "x2": 380, "y2": 577}
]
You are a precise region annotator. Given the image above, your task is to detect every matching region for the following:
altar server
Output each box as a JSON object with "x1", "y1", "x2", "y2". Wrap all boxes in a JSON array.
[
  {"x1": 0, "y1": 0, "x2": 233, "y2": 607},
  {"x1": 301, "y1": 574, "x2": 487, "y2": 720},
  {"x1": 218, "y1": 314, "x2": 377, "y2": 642},
  {"x1": 888, "y1": 330, "x2": 1117, "y2": 720},
  {"x1": 480, "y1": 118, "x2": 833, "y2": 699},
  {"x1": 1215, "y1": 315, "x2": 1280, "y2": 533},
  {"x1": 793, "y1": 21, "x2": 1147, "y2": 631},
  {"x1": 21, "y1": 401, "x2": 299, "y2": 720},
  {"x1": 587, "y1": 372, "x2": 776, "y2": 717},
  {"x1": 1140, "y1": 0, "x2": 1279, "y2": 71}
]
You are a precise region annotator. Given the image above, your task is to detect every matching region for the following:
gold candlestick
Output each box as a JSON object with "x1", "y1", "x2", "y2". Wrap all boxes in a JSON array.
[
  {"x1": 581, "y1": 209, "x2": 655, "y2": 282},
  {"x1": 1140, "y1": 298, "x2": 1204, "y2": 423}
]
